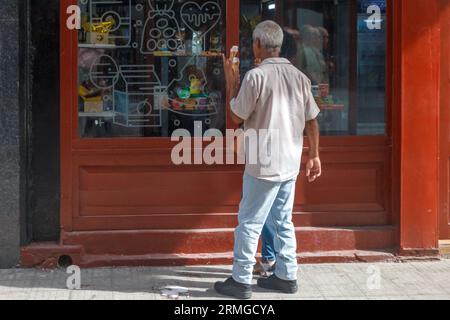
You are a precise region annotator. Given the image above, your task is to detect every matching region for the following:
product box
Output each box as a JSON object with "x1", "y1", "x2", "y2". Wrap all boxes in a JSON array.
[
  {"x1": 84, "y1": 97, "x2": 103, "y2": 113},
  {"x1": 86, "y1": 32, "x2": 109, "y2": 45}
]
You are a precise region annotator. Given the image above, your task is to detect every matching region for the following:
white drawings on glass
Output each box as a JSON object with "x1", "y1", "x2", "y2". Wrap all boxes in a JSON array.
[
  {"x1": 140, "y1": 0, "x2": 222, "y2": 55},
  {"x1": 88, "y1": 54, "x2": 219, "y2": 127},
  {"x1": 113, "y1": 65, "x2": 165, "y2": 127},
  {"x1": 141, "y1": 0, "x2": 184, "y2": 54},
  {"x1": 80, "y1": 0, "x2": 132, "y2": 48},
  {"x1": 88, "y1": 55, "x2": 164, "y2": 127},
  {"x1": 89, "y1": 54, "x2": 120, "y2": 89},
  {"x1": 180, "y1": 1, "x2": 222, "y2": 39},
  {"x1": 80, "y1": 0, "x2": 222, "y2": 52},
  {"x1": 81, "y1": 0, "x2": 223, "y2": 128}
]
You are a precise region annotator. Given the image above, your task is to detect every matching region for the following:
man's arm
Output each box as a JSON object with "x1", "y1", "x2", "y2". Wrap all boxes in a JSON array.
[
  {"x1": 305, "y1": 118, "x2": 322, "y2": 182},
  {"x1": 223, "y1": 53, "x2": 247, "y2": 125},
  {"x1": 230, "y1": 111, "x2": 244, "y2": 125},
  {"x1": 228, "y1": 83, "x2": 244, "y2": 125}
]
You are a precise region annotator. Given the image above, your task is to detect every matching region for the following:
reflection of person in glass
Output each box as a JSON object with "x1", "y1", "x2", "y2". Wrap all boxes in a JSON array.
[
  {"x1": 280, "y1": 29, "x2": 298, "y2": 63},
  {"x1": 317, "y1": 26, "x2": 335, "y2": 84},
  {"x1": 215, "y1": 21, "x2": 322, "y2": 299},
  {"x1": 300, "y1": 25, "x2": 328, "y2": 85}
]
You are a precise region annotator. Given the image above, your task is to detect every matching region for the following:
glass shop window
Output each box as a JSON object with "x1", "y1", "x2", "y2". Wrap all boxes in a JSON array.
[
  {"x1": 240, "y1": 0, "x2": 387, "y2": 136},
  {"x1": 78, "y1": 0, "x2": 226, "y2": 138}
]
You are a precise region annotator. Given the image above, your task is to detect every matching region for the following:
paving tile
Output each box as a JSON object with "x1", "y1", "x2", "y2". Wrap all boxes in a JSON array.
[
  {"x1": 113, "y1": 292, "x2": 158, "y2": 300},
  {"x1": 1, "y1": 261, "x2": 450, "y2": 300},
  {"x1": 325, "y1": 296, "x2": 368, "y2": 300},
  {"x1": 27, "y1": 289, "x2": 72, "y2": 300},
  {"x1": 409, "y1": 295, "x2": 450, "y2": 300},
  {"x1": 0, "y1": 291, "x2": 30, "y2": 300},
  {"x1": 69, "y1": 290, "x2": 115, "y2": 300}
]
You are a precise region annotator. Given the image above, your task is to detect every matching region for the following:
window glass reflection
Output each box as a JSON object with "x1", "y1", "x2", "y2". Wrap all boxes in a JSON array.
[{"x1": 240, "y1": 0, "x2": 387, "y2": 136}]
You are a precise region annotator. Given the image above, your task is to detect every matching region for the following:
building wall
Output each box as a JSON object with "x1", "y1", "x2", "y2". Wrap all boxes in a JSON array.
[
  {"x1": 27, "y1": 0, "x2": 60, "y2": 242},
  {"x1": 0, "y1": 0, "x2": 20, "y2": 268},
  {"x1": 0, "y1": 0, "x2": 60, "y2": 267}
]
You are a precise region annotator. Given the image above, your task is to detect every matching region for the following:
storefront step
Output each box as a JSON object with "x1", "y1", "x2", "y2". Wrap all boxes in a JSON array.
[
  {"x1": 59, "y1": 226, "x2": 396, "y2": 254},
  {"x1": 20, "y1": 226, "x2": 398, "y2": 268},
  {"x1": 20, "y1": 247, "x2": 398, "y2": 268},
  {"x1": 80, "y1": 250, "x2": 399, "y2": 267}
]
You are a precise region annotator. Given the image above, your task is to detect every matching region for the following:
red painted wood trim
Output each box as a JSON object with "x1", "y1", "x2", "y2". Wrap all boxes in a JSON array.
[
  {"x1": 60, "y1": 0, "x2": 76, "y2": 234},
  {"x1": 72, "y1": 135, "x2": 389, "y2": 151},
  {"x1": 399, "y1": 0, "x2": 441, "y2": 250},
  {"x1": 390, "y1": 0, "x2": 402, "y2": 242},
  {"x1": 70, "y1": 211, "x2": 389, "y2": 231},
  {"x1": 384, "y1": 0, "x2": 395, "y2": 226},
  {"x1": 348, "y1": 0, "x2": 358, "y2": 135},
  {"x1": 226, "y1": 0, "x2": 240, "y2": 130}
]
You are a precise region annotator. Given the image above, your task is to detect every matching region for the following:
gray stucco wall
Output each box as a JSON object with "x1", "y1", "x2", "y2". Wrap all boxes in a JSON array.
[{"x1": 0, "y1": 0, "x2": 20, "y2": 268}]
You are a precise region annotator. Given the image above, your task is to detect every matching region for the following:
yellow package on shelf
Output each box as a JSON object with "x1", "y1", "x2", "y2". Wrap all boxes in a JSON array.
[{"x1": 83, "y1": 96, "x2": 103, "y2": 113}]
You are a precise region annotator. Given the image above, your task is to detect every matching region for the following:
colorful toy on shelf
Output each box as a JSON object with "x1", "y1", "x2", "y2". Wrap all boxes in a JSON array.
[
  {"x1": 79, "y1": 83, "x2": 104, "y2": 113},
  {"x1": 153, "y1": 51, "x2": 175, "y2": 56},
  {"x1": 189, "y1": 77, "x2": 202, "y2": 95},
  {"x1": 83, "y1": 97, "x2": 103, "y2": 113},
  {"x1": 79, "y1": 85, "x2": 91, "y2": 98},
  {"x1": 83, "y1": 19, "x2": 116, "y2": 34},
  {"x1": 86, "y1": 32, "x2": 109, "y2": 45},
  {"x1": 312, "y1": 84, "x2": 344, "y2": 110},
  {"x1": 80, "y1": 0, "x2": 132, "y2": 47},
  {"x1": 319, "y1": 84, "x2": 330, "y2": 98},
  {"x1": 168, "y1": 97, "x2": 214, "y2": 112},
  {"x1": 171, "y1": 98, "x2": 197, "y2": 111},
  {"x1": 176, "y1": 87, "x2": 191, "y2": 99},
  {"x1": 79, "y1": 81, "x2": 102, "y2": 98},
  {"x1": 83, "y1": 16, "x2": 116, "y2": 45}
]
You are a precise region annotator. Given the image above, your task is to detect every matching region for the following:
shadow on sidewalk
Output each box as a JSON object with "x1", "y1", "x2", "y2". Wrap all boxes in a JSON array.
[{"x1": 0, "y1": 265, "x2": 248, "y2": 299}]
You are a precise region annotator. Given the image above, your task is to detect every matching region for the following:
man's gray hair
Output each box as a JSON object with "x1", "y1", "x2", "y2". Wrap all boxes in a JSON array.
[{"x1": 253, "y1": 20, "x2": 284, "y2": 51}]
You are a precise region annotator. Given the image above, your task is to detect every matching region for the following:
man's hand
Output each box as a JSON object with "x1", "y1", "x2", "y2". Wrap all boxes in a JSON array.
[
  {"x1": 305, "y1": 119, "x2": 321, "y2": 182},
  {"x1": 222, "y1": 52, "x2": 240, "y2": 99},
  {"x1": 306, "y1": 156, "x2": 322, "y2": 182}
]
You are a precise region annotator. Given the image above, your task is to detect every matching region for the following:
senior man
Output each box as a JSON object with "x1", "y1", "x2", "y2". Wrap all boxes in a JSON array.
[{"x1": 214, "y1": 21, "x2": 322, "y2": 299}]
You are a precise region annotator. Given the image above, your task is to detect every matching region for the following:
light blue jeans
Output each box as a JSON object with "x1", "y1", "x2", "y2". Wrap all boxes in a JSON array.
[
  {"x1": 232, "y1": 172, "x2": 298, "y2": 285},
  {"x1": 261, "y1": 222, "x2": 277, "y2": 262}
]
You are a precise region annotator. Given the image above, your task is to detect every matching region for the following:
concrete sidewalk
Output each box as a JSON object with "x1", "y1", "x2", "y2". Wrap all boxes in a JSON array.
[{"x1": 1, "y1": 260, "x2": 449, "y2": 300}]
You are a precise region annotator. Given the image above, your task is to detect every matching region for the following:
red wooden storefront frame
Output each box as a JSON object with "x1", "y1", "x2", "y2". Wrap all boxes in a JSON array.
[
  {"x1": 396, "y1": 0, "x2": 445, "y2": 253},
  {"x1": 439, "y1": 0, "x2": 450, "y2": 240},
  {"x1": 57, "y1": 0, "x2": 397, "y2": 266},
  {"x1": 20, "y1": 0, "x2": 438, "y2": 268}
]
